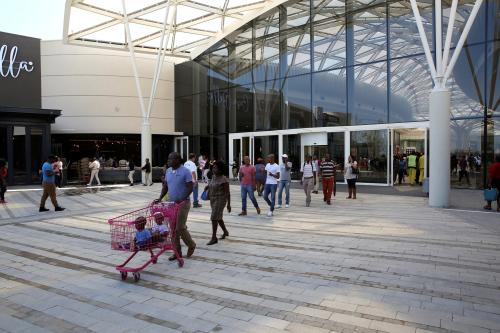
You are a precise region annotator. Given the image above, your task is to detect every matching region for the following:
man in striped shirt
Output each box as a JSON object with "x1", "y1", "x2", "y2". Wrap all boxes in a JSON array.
[{"x1": 320, "y1": 153, "x2": 336, "y2": 205}]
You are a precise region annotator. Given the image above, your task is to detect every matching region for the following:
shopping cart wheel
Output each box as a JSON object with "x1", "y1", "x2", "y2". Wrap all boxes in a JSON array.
[
  {"x1": 133, "y1": 272, "x2": 140, "y2": 282},
  {"x1": 120, "y1": 271, "x2": 127, "y2": 281},
  {"x1": 152, "y1": 258, "x2": 158, "y2": 264},
  {"x1": 177, "y1": 258, "x2": 184, "y2": 268}
]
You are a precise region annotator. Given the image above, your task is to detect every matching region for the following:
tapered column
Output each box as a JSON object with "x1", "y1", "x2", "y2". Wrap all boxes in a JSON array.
[
  {"x1": 141, "y1": 122, "x2": 152, "y2": 184},
  {"x1": 429, "y1": 87, "x2": 451, "y2": 207}
]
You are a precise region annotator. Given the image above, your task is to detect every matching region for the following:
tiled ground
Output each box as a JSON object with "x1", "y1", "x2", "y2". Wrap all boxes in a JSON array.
[{"x1": 0, "y1": 184, "x2": 499, "y2": 333}]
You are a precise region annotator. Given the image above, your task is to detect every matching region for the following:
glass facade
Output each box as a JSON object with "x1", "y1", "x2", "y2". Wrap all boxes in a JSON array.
[{"x1": 175, "y1": 0, "x2": 500, "y2": 188}]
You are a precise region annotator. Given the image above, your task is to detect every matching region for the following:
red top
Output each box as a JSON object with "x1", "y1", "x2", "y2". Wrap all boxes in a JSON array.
[
  {"x1": 0, "y1": 167, "x2": 7, "y2": 179},
  {"x1": 489, "y1": 162, "x2": 500, "y2": 181},
  {"x1": 239, "y1": 164, "x2": 256, "y2": 186}
]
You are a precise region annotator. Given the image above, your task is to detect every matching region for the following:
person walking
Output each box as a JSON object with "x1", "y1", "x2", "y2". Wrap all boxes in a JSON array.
[
  {"x1": 398, "y1": 156, "x2": 406, "y2": 185},
  {"x1": 458, "y1": 155, "x2": 471, "y2": 185},
  {"x1": 312, "y1": 155, "x2": 320, "y2": 194},
  {"x1": 238, "y1": 156, "x2": 260, "y2": 216},
  {"x1": 484, "y1": 154, "x2": 500, "y2": 211},
  {"x1": 255, "y1": 157, "x2": 266, "y2": 196},
  {"x1": 345, "y1": 155, "x2": 358, "y2": 199},
  {"x1": 201, "y1": 156, "x2": 210, "y2": 183},
  {"x1": 184, "y1": 153, "x2": 202, "y2": 208},
  {"x1": 277, "y1": 154, "x2": 292, "y2": 208},
  {"x1": 263, "y1": 154, "x2": 280, "y2": 216},
  {"x1": 205, "y1": 161, "x2": 231, "y2": 245},
  {"x1": 231, "y1": 159, "x2": 239, "y2": 181},
  {"x1": 300, "y1": 155, "x2": 316, "y2": 207},
  {"x1": 87, "y1": 157, "x2": 101, "y2": 186},
  {"x1": 407, "y1": 151, "x2": 417, "y2": 185},
  {"x1": 0, "y1": 159, "x2": 7, "y2": 204},
  {"x1": 141, "y1": 158, "x2": 152, "y2": 186},
  {"x1": 320, "y1": 153, "x2": 336, "y2": 205},
  {"x1": 158, "y1": 152, "x2": 196, "y2": 260},
  {"x1": 39, "y1": 155, "x2": 65, "y2": 212},
  {"x1": 128, "y1": 158, "x2": 135, "y2": 186},
  {"x1": 53, "y1": 156, "x2": 63, "y2": 188},
  {"x1": 418, "y1": 153, "x2": 425, "y2": 185}
]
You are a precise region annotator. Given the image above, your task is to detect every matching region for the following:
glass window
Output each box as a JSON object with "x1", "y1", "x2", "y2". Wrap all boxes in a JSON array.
[
  {"x1": 254, "y1": 135, "x2": 279, "y2": 162},
  {"x1": 31, "y1": 127, "x2": 44, "y2": 183},
  {"x1": 209, "y1": 48, "x2": 229, "y2": 91},
  {"x1": 175, "y1": 60, "x2": 210, "y2": 96},
  {"x1": 389, "y1": 0, "x2": 433, "y2": 59},
  {"x1": 350, "y1": 3, "x2": 387, "y2": 64},
  {"x1": 254, "y1": 33, "x2": 280, "y2": 82},
  {"x1": 313, "y1": 18, "x2": 346, "y2": 71},
  {"x1": 284, "y1": 0, "x2": 310, "y2": 28},
  {"x1": 390, "y1": 55, "x2": 432, "y2": 122},
  {"x1": 208, "y1": 89, "x2": 228, "y2": 134},
  {"x1": 313, "y1": 69, "x2": 347, "y2": 126},
  {"x1": 229, "y1": 84, "x2": 254, "y2": 133},
  {"x1": 283, "y1": 74, "x2": 312, "y2": 129},
  {"x1": 486, "y1": 0, "x2": 499, "y2": 42},
  {"x1": 349, "y1": 61, "x2": 388, "y2": 125},
  {"x1": 350, "y1": 129, "x2": 388, "y2": 183},
  {"x1": 486, "y1": 41, "x2": 499, "y2": 115},
  {"x1": 449, "y1": 44, "x2": 485, "y2": 119},
  {"x1": 312, "y1": 0, "x2": 345, "y2": 23},
  {"x1": 228, "y1": 42, "x2": 253, "y2": 86},
  {"x1": 282, "y1": 26, "x2": 312, "y2": 77},
  {"x1": 450, "y1": 118, "x2": 484, "y2": 189},
  {"x1": 255, "y1": 80, "x2": 281, "y2": 130}
]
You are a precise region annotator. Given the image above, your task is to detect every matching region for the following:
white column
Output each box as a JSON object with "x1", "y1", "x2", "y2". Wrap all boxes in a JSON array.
[
  {"x1": 141, "y1": 122, "x2": 152, "y2": 184},
  {"x1": 429, "y1": 88, "x2": 451, "y2": 207}
]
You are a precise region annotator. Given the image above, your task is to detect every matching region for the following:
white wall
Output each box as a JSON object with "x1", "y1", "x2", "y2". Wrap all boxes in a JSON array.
[{"x1": 41, "y1": 40, "x2": 177, "y2": 135}]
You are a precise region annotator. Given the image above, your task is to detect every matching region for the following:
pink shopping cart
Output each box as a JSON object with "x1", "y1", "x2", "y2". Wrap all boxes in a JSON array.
[{"x1": 108, "y1": 201, "x2": 183, "y2": 282}]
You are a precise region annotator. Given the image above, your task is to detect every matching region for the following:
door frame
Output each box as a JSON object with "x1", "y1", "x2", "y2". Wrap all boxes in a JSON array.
[{"x1": 175, "y1": 136, "x2": 189, "y2": 161}]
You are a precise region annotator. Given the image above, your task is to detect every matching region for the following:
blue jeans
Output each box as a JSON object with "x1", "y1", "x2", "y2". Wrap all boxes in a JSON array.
[
  {"x1": 192, "y1": 182, "x2": 199, "y2": 205},
  {"x1": 278, "y1": 180, "x2": 290, "y2": 205},
  {"x1": 263, "y1": 184, "x2": 277, "y2": 211},
  {"x1": 241, "y1": 185, "x2": 259, "y2": 211}
]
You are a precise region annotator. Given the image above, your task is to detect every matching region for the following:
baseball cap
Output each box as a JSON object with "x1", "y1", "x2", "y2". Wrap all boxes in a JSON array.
[{"x1": 282, "y1": 154, "x2": 288, "y2": 158}]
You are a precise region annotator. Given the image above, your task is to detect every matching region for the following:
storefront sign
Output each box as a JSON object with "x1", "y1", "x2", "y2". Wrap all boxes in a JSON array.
[
  {"x1": 0, "y1": 31, "x2": 41, "y2": 108},
  {"x1": 0, "y1": 44, "x2": 35, "y2": 78}
]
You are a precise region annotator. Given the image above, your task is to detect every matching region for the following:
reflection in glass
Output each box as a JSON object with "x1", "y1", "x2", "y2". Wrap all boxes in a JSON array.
[
  {"x1": 350, "y1": 130, "x2": 388, "y2": 183},
  {"x1": 313, "y1": 17, "x2": 346, "y2": 71},
  {"x1": 210, "y1": 48, "x2": 229, "y2": 91},
  {"x1": 282, "y1": 26, "x2": 311, "y2": 77},
  {"x1": 283, "y1": 134, "x2": 301, "y2": 179},
  {"x1": 349, "y1": 61, "x2": 388, "y2": 125},
  {"x1": 254, "y1": 136, "x2": 279, "y2": 163},
  {"x1": 390, "y1": 55, "x2": 432, "y2": 122},
  {"x1": 350, "y1": 3, "x2": 387, "y2": 64},
  {"x1": 255, "y1": 80, "x2": 281, "y2": 130},
  {"x1": 313, "y1": 69, "x2": 347, "y2": 126},
  {"x1": 442, "y1": 0, "x2": 486, "y2": 47},
  {"x1": 230, "y1": 85, "x2": 254, "y2": 133},
  {"x1": 228, "y1": 42, "x2": 253, "y2": 86},
  {"x1": 389, "y1": 0, "x2": 432, "y2": 58},
  {"x1": 283, "y1": 74, "x2": 312, "y2": 129},
  {"x1": 486, "y1": 42, "x2": 499, "y2": 115}
]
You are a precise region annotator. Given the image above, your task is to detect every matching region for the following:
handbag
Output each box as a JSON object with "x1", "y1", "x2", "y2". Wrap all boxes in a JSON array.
[
  {"x1": 484, "y1": 188, "x2": 498, "y2": 202},
  {"x1": 201, "y1": 188, "x2": 209, "y2": 201}
]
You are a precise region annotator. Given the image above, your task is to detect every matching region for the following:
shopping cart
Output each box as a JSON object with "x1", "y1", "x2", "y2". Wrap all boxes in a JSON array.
[{"x1": 108, "y1": 201, "x2": 184, "y2": 282}]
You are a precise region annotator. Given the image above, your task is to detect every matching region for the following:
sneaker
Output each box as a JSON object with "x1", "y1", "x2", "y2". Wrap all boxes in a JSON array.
[
  {"x1": 285, "y1": 204, "x2": 289, "y2": 208},
  {"x1": 129, "y1": 183, "x2": 134, "y2": 186},
  {"x1": 267, "y1": 211, "x2": 273, "y2": 217},
  {"x1": 276, "y1": 204, "x2": 282, "y2": 209},
  {"x1": 86, "y1": 184, "x2": 91, "y2": 186},
  {"x1": 55, "y1": 206, "x2": 65, "y2": 212},
  {"x1": 39, "y1": 207, "x2": 49, "y2": 212},
  {"x1": 327, "y1": 201, "x2": 331, "y2": 205},
  {"x1": 168, "y1": 254, "x2": 179, "y2": 261},
  {"x1": 193, "y1": 203, "x2": 202, "y2": 208},
  {"x1": 238, "y1": 211, "x2": 247, "y2": 216}
]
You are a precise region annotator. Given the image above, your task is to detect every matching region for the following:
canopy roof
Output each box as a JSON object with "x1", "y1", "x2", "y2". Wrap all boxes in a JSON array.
[{"x1": 63, "y1": 0, "x2": 284, "y2": 59}]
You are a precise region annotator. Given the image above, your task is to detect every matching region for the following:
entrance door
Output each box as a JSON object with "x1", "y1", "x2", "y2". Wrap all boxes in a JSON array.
[
  {"x1": 175, "y1": 136, "x2": 189, "y2": 161},
  {"x1": 390, "y1": 128, "x2": 427, "y2": 186}
]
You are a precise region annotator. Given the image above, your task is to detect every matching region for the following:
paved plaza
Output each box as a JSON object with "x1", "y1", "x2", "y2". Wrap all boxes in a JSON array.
[{"x1": 0, "y1": 184, "x2": 499, "y2": 333}]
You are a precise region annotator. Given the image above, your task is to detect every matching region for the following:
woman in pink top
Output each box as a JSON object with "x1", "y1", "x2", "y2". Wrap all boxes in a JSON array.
[{"x1": 238, "y1": 156, "x2": 261, "y2": 216}]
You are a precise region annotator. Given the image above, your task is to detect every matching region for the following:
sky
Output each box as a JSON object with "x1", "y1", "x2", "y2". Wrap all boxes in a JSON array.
[{"x1": 0, "y1": 0, "x2": 66, "y2": 40}]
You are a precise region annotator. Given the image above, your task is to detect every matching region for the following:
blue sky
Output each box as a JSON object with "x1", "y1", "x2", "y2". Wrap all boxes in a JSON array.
[{"x1": 0, "y1": 0, "x2": 66, "y2": 40}]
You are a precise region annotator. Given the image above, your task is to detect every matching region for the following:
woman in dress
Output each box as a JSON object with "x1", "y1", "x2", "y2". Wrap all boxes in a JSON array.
[
  {"x1": 205, "y1": 161, "x2": 231, "y2": 245},
  {"x1": 345, "y1": 155, "x2": 358, "y2": 199}
]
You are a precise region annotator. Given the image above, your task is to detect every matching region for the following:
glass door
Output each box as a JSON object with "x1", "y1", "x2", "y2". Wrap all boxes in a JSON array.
[
  {"x1": 390, "y1": 128, "x2": 427, "y2": 186},
  {"x1": 175, "y1": 136, "x2": 189, "y2": 161}
]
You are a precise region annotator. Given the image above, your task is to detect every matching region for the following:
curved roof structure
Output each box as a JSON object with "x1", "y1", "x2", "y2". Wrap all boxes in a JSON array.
[{"x1": 63, "y1": 0, "x2": 286, "y2": 59}]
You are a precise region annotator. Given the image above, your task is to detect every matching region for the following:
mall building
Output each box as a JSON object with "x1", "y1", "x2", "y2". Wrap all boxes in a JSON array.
[{"x1": 1, "y1": 0, "x2": 499, "y2": 194}]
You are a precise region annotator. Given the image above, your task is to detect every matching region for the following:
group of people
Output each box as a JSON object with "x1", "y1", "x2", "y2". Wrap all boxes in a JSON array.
[{"x1": 393, "y1": 151, "x2": 425, "y2": 185}]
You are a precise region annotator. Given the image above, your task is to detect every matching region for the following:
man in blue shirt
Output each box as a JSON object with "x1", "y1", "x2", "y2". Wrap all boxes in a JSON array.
[
  {"x1": 39, "y1": 155, "x2": 65, "y2": 212},
  {"x1": 158, "y1": 152, "x2": 196, "y2": 261}
]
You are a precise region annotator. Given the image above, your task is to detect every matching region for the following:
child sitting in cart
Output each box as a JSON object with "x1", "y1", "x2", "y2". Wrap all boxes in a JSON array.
[
  {"x1": 132, "y1": 216, "x2": 152, "y2": 250},
  {"x1": 151, "y1": 211, "x2": 169, "y2": 242}
]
